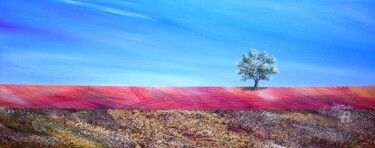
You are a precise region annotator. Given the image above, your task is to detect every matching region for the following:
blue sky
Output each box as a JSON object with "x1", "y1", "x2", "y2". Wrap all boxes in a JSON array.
[{"x1": 1, "y1": 0, "x2": 375, "y2": 86}]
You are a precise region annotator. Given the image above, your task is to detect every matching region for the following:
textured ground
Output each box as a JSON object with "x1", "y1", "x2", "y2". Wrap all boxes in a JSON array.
[
  {"x1": 1, "y1": 85, "x2": 375, "y2": 109},
  {"x1": 0, "y1": 108, "x2": 374, "y2": 147}
]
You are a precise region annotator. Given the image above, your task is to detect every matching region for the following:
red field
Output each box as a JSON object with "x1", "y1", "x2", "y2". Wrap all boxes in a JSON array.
[{"x1": 0, "y1": 84, "x2": 374, "y2": 110}]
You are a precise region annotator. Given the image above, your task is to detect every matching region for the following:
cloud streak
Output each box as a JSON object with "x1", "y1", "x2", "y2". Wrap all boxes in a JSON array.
[{"x1": 61, "y1": 0, "x2": 153, "y2": 20}]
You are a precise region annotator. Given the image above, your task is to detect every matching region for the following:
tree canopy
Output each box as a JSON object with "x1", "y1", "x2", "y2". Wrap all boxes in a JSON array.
[{"x1": 237, "y1": 48, "x2": 278, "y2": 88}]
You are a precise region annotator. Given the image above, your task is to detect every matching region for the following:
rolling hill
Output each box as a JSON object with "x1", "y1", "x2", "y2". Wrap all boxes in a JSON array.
[{"x1": 1, "y1": 84, "x2": 374, "y2": 110}]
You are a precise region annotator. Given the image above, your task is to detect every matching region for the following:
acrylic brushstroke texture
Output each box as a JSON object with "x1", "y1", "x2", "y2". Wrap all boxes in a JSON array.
[
  {"x1": 0, "y1": 85, "x2": 374, "y2": 110},
  {"x1": 1, "y1": 1, "x2": 375, "y2": 86}
]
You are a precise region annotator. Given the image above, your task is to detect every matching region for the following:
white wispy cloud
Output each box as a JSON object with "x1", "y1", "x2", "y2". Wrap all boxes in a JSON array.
[
  {"x1": 2, "y1": 52, "x2": 89, "y2": 62},
  {"x1": 61, "y1": 0, "x2": 153, "y2": 20}
]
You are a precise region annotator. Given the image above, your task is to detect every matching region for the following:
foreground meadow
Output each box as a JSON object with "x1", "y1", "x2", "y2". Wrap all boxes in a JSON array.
[{"x1": 0, "y1": 108, "x2": 374, "y2": 147}]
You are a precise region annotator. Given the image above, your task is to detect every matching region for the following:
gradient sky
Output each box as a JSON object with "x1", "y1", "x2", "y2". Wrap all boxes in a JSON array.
[{"x1": 1, "y1": 0, "x2": 375, "y2": 86}]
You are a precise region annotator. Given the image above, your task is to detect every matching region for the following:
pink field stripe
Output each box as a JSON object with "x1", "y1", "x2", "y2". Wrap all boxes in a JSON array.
[{"x1": 0, "y1": 84, "x2": 374, "y2": 110}]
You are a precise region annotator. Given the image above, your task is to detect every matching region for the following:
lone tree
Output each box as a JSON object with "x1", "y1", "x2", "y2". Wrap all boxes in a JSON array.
[{"x1": 237, "y1": 48, "x2": 278, "y2": 89}]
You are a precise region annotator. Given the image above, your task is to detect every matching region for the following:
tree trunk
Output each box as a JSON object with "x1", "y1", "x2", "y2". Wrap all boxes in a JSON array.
[{"x1": 253, "y1": 79, "x2": 259, "y2": 89}]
